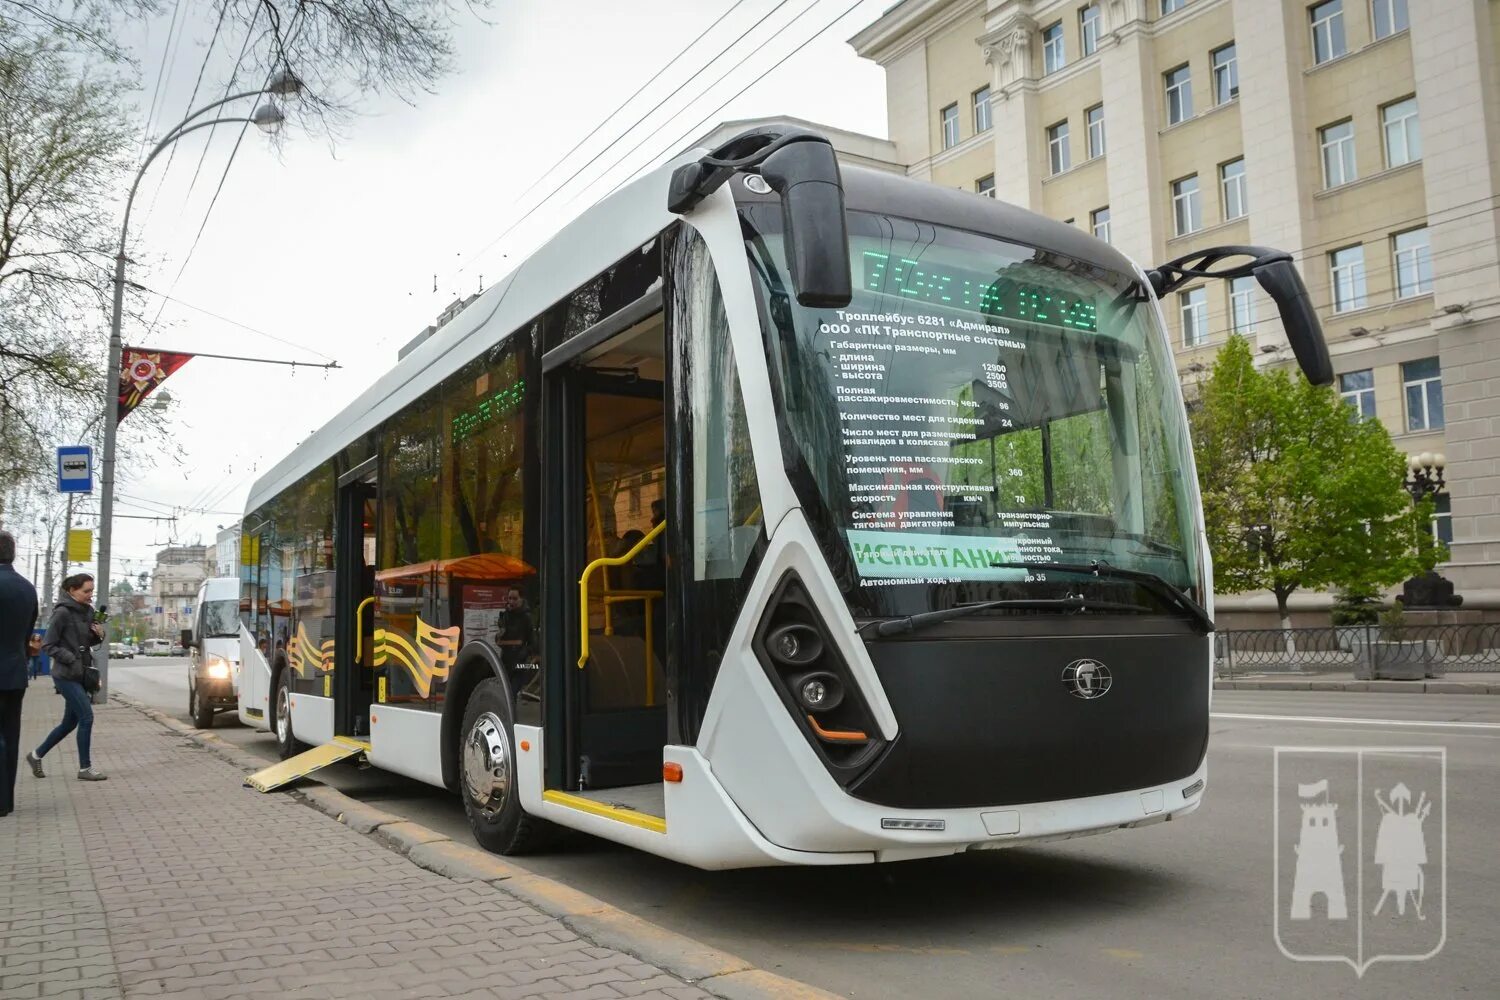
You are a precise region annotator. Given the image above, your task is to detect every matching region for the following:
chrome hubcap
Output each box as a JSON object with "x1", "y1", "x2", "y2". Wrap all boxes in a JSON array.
[
  {"x1": 276, "y1": 685, "x2": 290, "y2": 743},
  {"x1": 462, "y1": 712, "x2": 510, "y2": 819}
]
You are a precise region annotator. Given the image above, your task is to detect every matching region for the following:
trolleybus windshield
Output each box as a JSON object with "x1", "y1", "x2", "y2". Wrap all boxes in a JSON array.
[{"x1": 743, "y1": 206, "x2": 1203, "y2": 620}]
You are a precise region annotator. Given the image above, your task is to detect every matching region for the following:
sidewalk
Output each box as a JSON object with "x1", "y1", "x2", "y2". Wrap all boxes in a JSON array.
[
  {"x1": 0, "y1": 686, "x2": 715, "y2": 1000},
  {"x1": 1214, "y1": 672, "x2": 1499, "y2": 693}
]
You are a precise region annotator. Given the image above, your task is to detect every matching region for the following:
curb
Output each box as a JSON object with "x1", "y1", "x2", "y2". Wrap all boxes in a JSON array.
[
  {"x1": 110, "y1": 694, "x2": 840, "y2": 1000},
  {"x1": 1214, "y1": 678, "x2": 1498, "y2": 694}
]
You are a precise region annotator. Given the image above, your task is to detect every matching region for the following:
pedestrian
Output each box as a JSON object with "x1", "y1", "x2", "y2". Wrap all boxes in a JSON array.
[
  {"x1": 27, "y1": 572, "x2": 107, "y2": 781},
  {"x1": 0, "y1": 530, "x2": 40, "y2": 817}
]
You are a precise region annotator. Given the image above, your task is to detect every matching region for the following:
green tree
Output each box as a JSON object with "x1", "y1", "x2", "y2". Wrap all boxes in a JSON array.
[{"x1": 1191, "y1": 336, "x2": 1440, "y2": 633}]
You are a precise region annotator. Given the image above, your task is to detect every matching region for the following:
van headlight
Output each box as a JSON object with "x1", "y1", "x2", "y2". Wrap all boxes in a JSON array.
[{"x1": 206, "y1": 657, "x2": 232, "y2": 679}]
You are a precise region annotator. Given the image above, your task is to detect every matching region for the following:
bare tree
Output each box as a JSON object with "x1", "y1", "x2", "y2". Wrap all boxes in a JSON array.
[{"x1": 0, "y1": 35, "x2": 135, "y2": 507}]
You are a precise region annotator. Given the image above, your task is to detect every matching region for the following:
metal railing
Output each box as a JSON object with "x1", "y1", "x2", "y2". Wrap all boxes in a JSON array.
[{"x1": 1215, "y1": 623, "x2": 1500, "y2": 677}]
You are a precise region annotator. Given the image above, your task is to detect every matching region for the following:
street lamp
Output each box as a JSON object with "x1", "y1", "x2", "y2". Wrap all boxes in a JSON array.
[
  {"x1": 1404, "y1": 452, "x2": 1446, "y2": 502},
  {"x1": 93, "y1": 71, "x2": 303, "y2": 703}
]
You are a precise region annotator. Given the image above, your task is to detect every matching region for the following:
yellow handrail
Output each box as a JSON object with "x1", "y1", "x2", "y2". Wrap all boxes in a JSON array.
[
  {"x1": 578, "y1": 520, "x2": 665, "y2": 671},
  {"x1": 354, "y1": 596, "x2": 375, "y2": 664}
]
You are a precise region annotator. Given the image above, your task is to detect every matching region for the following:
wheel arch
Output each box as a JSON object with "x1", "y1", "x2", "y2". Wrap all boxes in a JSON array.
[{"x1": 440, "y1": 642, "x2": 513, "y2": 792}]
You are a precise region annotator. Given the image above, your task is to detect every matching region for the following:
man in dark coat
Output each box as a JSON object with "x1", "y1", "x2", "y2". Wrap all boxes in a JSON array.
[{"x1": 0, "y1": 530, "x2": 40, "y2": 817}]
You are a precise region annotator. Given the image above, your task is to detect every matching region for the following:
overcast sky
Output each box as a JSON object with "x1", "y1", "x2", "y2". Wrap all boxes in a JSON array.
[{"x1": 17, "y1": 0, "x2": 892, "y2": 586}]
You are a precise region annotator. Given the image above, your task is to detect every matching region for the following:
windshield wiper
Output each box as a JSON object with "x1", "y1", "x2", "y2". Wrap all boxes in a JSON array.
[
  {"x1": 987, "y1": 560, "x2": 1215, "y2": 633},
  {"x1": 859, "y1": 596, "x2": 1155, "y2": 638}
]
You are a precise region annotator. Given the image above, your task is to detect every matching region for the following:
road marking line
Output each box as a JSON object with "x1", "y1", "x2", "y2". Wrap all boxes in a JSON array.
[{"x1": 1212, "y1": 712, "x2": 1500, "y2": 730}]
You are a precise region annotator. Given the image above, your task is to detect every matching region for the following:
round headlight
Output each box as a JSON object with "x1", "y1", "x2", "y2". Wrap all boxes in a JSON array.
[
  {"x1": 792, "y1": 671, "x2": 843, "y2": 712},
  {"x1": 766, "y1": 624, "x2": 823, "y2": 666}
]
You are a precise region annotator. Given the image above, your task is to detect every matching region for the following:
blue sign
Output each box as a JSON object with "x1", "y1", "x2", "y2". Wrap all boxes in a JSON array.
[
  {"x1": 154, "y1": 606, "x2": 163, "y2": 614},
  {"x1": 56, "y1": 446, "x2": 93, "y2": 494}
]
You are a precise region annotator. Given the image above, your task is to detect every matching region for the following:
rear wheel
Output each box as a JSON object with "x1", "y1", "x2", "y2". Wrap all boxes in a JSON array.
[
  {"x1": 460, "y1": 677, "x2": 550, "y2": 855},
  {"x1": 189, "y1": 679, "x2": 214, "y2": 729},
  {"x1": 272, "y1": 670, "x2": 304, "y2": 759}
]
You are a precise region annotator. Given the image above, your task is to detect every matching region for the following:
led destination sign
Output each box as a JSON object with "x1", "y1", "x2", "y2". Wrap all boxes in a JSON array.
[{"x1": 862, "y1": 251, "x2": 1098, "y2": 332}]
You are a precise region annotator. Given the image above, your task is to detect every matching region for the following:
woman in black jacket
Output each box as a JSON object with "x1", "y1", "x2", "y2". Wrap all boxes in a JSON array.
[{"x1": 26, "y1": 573, "x2": 107, "y2": 781}]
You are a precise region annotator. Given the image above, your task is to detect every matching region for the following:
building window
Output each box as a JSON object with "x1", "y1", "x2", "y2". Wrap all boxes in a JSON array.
[
  {"x1": 1162, "y1": 0, "x2": 1190, "y2": 13},
  {"x1": 1373, "y1": 0, "x2": 1408, "y2": 39},
  {"x1": 1382, "y1": 96, "x2": 1421, "y2": 167},
  {"x1": 1230, "y1": 274, "x2": 1257, "y2": 334},
  {"x1": 1320, "y1": 120, "x2": 1356, "y2": 187},
  {"x1": 1220, "y1": 157, "x2": 1248, "y2": 219},
  {"x1": 1172, "y1": 175, "x2": 1201, "y2": 235},
  {"x1": 1338, "y1": 369, "x2": 1376, "y2": 419},
  {"x1": 1164, "y1": 64, "x2": 1193, "y2": 126},
  {"x1": 1211, "y1": 43, "x2": 1238, "y2": 104},
  {"x1": 1403, "y1": 357, "x2": 1443, "y2": 431},
  {"x1": 1042, "y1": 21, "x2": 1066, "y2": 74},
  {"x1": 1047, "y1": 120, "x2": 1071, "y2": 174},
  {"x1": 973, "y1": 86, "x2": 992, "y2": 133},
  {"x1": 1080, "y1": 4, "x2": 1101, "y2": 56},
  {"x1": 1086, "y1": 104, "x2": 1106, "y2": 158},
  {"x1": 1310, "y1": 0, "x2": 1346, "y2": 64},
  {"x1": 976, "y1": 174, "x2": 996, "y2": 197},
  {"x1": 1393, "y1": 227, "x2": 1432, "y2": 298},
  {"x1": 1091, "y1": 206, "x2": 1111, "y2": 243},
  {"x1": 940, "y1": 103, "x2": 959, "y2": 149},
  {"x1": 1329, "y1": 245, "x2": 1367, "y2": 312},
  {"x1": 1181, "y1": 287, "x2": 1208, "y2": 347},
  {"x1": 1431, "y1": 492, "x2": 1452, "y2": 545}
]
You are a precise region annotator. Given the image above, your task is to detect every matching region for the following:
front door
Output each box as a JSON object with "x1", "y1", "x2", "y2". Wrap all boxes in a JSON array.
[
  {"x1": 543, "y1": 311, "x2": 671, "y2": 790},
  {"x1": 335, "y1": 470, "x2": 378, "y2": 738}
]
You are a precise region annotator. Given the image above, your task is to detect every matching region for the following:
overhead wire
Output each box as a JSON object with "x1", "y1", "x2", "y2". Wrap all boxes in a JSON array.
[
  {"x1": 590, "y1": 0, "x2": 871, "y2": 207},
  {"x1": 137, "y1": 0, "x2": 187, "y2": 165},
  {"x1": 451, "y1": 0, "x2": 804, "y2": 284},
  {"x1": 129, "y1": 281, "x2": 337, "y2": 363},
  {"x1": 138, "y1": 1, "x2": 233, "y2": 233}
]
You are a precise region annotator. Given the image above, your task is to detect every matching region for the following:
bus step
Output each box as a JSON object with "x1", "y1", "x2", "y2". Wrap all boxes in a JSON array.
[{"x1": 245, "y1": 741, "x2": 366, "y2": 792}]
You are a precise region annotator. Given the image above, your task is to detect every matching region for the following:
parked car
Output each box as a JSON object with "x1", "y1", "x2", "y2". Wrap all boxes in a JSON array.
[{"x1": 109, "y1": 642, "x2": 135, "y2": 659}]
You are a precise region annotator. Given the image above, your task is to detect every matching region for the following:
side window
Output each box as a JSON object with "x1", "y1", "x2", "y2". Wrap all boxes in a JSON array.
[{"x1": 684, "y1": 233, "x2": 761, "y2": 581}]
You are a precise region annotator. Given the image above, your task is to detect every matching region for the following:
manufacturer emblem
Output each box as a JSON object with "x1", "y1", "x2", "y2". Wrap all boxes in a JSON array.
[{"x1": 1062, "y1": 658, "x2": 1112, "y2": 699}]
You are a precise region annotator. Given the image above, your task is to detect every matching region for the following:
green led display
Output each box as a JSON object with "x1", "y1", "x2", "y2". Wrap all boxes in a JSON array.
[
  {"x1": 862, "y1": 251, "x2": 1098, "y2": 332},
  {"x1": 451, "y1": 378, "x2": 525, "y2": 443}
]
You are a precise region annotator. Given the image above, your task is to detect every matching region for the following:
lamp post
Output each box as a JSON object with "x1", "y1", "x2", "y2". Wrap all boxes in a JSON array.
[
  {"x1": 1404, "y1": 451, "x2": 1446, "y2": 503},
  {"x1": 93, "y1": 70, "x2": 302, "y2": 703}
]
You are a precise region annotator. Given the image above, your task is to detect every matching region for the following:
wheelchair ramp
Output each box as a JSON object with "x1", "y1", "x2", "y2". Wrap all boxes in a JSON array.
[{"x1": 245, "y1": 738, "x2": 367, "y2": 792}]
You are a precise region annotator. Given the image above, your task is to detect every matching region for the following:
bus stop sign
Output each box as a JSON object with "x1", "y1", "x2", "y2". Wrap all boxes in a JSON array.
[{"x1": 57, "y1": 446, "x2": 93, "y2": 493}]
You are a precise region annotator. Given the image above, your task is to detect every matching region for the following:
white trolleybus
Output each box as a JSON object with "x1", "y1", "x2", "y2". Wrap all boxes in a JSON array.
[{"x1": 240, "y1": 121, "x2": 1332, "y2": 869}]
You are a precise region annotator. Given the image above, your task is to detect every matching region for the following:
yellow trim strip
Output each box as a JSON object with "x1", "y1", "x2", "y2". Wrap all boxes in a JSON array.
[
  {"x1": 577, "y1": 520, "x2": 666, "y2": 669},
  {"x1": 332, "y1": 735, "x2": 372, "y2": 752},
  {"x1": 542, "y1": 789, "x2": 666, "y2": 834}
]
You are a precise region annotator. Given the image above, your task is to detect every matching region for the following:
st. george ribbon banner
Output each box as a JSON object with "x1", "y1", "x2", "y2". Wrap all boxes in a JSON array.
[{"x1": 118, "y1": 346, "x2": 193, "y2": 422}]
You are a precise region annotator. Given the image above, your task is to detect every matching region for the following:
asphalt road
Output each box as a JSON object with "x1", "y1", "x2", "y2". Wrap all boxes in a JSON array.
[{"x1": 110, "y1": 657, "x2": 1499, "y2": 999}]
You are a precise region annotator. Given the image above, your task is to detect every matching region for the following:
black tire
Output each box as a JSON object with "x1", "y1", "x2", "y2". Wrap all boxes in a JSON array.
[
  {"x1": 272, "y1": 669, "x2": 304, "y2": 759},
  {"x1": 190, "y1": 679, "x2": 214, "y2": 729},
  {"x1": 459, "y1": 677, "x2": 551, "y2": 855}
]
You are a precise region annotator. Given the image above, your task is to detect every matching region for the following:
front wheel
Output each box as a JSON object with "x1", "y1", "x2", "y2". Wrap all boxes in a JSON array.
[
  {"x1": 460, "y1": 677, "x2": 551, "y2": 855},
  {"x1": 190, "y1": 679, "x2": 214, "y2": 729},
  {"x1": 272, "y1": 670, "x2": 304, "y2": 759}
]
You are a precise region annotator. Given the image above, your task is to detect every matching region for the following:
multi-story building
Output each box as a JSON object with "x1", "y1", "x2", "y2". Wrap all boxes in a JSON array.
[
  {"x1": 149, "y1": 544, "x2": 210, "y2": 639},
  {"x1": 851, "y1": 0, "x2": 1499, "y2": 619},
  {"x1": 215, "y1": 525, "x2": 241, "y2": 578}
]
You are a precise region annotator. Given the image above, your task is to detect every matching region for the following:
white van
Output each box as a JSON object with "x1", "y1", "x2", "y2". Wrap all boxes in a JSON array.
[{"x1": 185, "y1": 577, "x2": 242, "y2": 727}]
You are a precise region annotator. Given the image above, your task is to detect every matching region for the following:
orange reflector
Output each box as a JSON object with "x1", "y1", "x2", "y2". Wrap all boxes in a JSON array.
[
  {"x1": 662, "y1": 762, "x2": 684, "y2": 783},
  {"x1": 519, "y1": 740, "x2": 531, "y2": 752},
  {"x1": 370, "y1": 714, "x2": 378, "y2": 724}
]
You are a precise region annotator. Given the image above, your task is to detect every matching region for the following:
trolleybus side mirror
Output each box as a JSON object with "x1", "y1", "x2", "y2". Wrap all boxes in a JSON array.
[
  {"x1": 667, "y1": 126, "x2": 853, "y2": 309},
  {"x1": 757, "y1": 140, "x2": 852, "y2": 309},
  {"x1": 179, "y1": 628, "x2": 195, "y2": 650},
  {"x1": 1252, "y1": 258, "x2": 1333, "y2": 387},
  {"x1": 1148, "y1": 245, "x2": 1333, "y2": 386}
]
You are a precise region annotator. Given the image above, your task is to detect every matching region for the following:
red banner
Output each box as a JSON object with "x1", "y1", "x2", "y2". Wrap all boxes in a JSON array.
[{"x1": 117, "y1": 347, "x2": 192, "y2": 423}]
